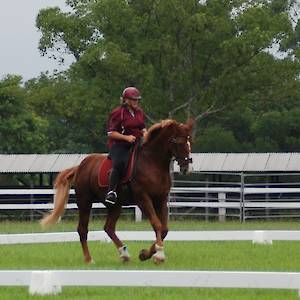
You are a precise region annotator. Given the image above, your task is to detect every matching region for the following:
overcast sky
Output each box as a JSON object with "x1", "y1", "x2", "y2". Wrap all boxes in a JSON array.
[
  {"x1": 1, "y1": 1, "x2": 297, "y2": 82},
  {"x1": 0, "y1": 0, "x2": 74, "y2": 81}
]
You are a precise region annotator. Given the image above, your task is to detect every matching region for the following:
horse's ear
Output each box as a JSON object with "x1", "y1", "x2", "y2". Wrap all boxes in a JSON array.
[{"x1": 186, "y1": 118, "x2": 194, "y2": 131}]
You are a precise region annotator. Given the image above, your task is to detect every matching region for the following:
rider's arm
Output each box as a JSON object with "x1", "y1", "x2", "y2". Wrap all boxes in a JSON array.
[{"x1": 108, "y1": 131, "x2": 136, "y2": 143}]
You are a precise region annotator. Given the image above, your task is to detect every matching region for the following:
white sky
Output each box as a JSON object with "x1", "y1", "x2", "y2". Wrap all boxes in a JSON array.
[
  {"x1": 0, "y1": 0, "x2": 74, "y2": 81},
  {"x1": 0, "y1": 1, "x2": 297, "y2": 82}
]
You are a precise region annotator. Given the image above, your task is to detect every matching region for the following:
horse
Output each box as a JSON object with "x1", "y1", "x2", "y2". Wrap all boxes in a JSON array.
[{"x1": 40, "y1": 118, "x2": 193, "y2": 264}]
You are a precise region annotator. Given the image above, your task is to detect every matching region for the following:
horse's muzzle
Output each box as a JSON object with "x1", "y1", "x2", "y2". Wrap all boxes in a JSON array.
[{"x1": 179, "y1": 157, "x2": 193, "y2": 175}]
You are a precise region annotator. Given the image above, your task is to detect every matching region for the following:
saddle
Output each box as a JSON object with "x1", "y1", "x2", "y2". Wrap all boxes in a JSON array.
[{"x1": 98, "y1": 144, "x2": 139, "y2": 187}]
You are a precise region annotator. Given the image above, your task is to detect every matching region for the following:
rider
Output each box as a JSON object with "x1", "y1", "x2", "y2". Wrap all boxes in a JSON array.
[{"x1": 104, "y1": 87, "x2": 147, "y2": 206}]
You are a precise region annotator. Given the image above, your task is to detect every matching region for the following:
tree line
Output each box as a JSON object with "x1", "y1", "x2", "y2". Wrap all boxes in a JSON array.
[{"x1": 1, "y1": 0, "x2": 300, "y2": 154}]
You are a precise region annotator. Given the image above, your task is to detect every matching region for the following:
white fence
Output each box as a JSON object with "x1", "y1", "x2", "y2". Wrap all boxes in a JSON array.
[
  {"x1": 2, "y1": 188, "x2": 300, "y2": 296},
  {"x1": 1, "y1": 227, "x2": 300, "y2": 296},
  {"x1": 2, "y1": 187, "x2": 300, "y2": 222},
  {"x1": 2, "y1": 270, "x2": 300, "y2": 296},
  {"x1": 170, "y1": 186, "x2": 300, "y2": 221},
  {"x1": 0, "y1": 189, "x2": 143, "y2": 222}
]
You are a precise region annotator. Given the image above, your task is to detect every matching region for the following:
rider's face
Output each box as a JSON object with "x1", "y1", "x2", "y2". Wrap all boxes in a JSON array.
[{"x1": 125, "y1": 98, "x2": 139, "y2": 109}]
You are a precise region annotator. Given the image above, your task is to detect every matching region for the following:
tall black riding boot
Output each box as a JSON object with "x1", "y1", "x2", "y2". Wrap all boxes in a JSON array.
[{"x1": 104, "y1": 168, "x2": 120, "y2": 206}]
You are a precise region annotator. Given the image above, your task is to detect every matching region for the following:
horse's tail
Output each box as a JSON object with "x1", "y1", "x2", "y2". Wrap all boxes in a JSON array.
[{"x1": 40, "y1": 166, "x2": 79, "y2": 227}]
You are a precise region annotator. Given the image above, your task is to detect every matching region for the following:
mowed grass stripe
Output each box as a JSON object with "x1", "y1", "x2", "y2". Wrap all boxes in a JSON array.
[
  {"x1": 2, "y1": 220, "x2": 300, "y2": 299},
  {"x1": 2, "y1": 238, "x2": 300, "y2": 299},
  {"x1": 1, "y1": 220, "x2": 300, "y2": 233},
  {"x1": 1, "y1": 286, "x2": 299, "y2": 300},
  {"x1": 1, "y1": 241, "x2": 300, "y2": 271}
]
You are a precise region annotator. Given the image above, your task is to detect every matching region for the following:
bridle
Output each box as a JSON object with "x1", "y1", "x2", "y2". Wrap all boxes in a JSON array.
[{"x1": 171, "y1": 135, "x2": 193, "y2": 167}]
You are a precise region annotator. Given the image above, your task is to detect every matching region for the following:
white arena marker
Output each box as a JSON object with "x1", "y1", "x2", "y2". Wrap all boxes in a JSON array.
[
  {"x1": 29, "y1": 271, "x2": 62, "y2": 295},
  {"x1": 252, "y1": 230, "x2": 272, "y2": 245}
]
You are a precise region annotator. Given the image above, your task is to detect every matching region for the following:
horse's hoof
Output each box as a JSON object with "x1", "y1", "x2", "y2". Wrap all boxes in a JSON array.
[
  {"x1": 120, "y1": 255, "x2": 130, "y2": 263},
  {"x1": 85, "y1": 258, "x2": 95, "y2": 264},
  {"x1": 139, "y1": 249, "x2": 150, "y2": 261},
  {"x1": 119, "y1": 245, "x2": 130, "y2": 263},
  {"x1": 153, "y1": 255, "x2": 165, "y2": 265}
]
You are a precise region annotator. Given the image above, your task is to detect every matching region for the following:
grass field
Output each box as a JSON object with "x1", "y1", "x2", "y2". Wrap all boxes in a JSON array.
[
  {"x1": 1, "y1": 220, "x2": 300, "y2": 299},
  {"x1": 1, "y1": 218, "x2": 300, "y2": 233}
]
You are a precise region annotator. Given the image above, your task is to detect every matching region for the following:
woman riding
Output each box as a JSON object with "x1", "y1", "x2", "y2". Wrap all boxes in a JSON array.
[{"x1": 105, "y1": 87, "x2": 147, "y2": 206}]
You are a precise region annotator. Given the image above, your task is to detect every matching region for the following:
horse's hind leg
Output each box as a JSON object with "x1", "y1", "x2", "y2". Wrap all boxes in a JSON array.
[{"x1": 77, "y1": 203, "x2": 93, "y2": 264}]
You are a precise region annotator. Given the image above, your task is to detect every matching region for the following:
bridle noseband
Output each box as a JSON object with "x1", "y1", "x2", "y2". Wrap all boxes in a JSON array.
[{"x1": 171, "y1": 136, "x2": 193, "y2": 166}]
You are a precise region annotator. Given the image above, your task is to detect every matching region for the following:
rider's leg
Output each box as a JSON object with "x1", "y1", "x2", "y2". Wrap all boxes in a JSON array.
[
  {"x1": 105, "y1": 165, "x2": 122, "y2": 204},
  {"x1": 105, "y1": 144, "x2": 131, "y2": 205}
]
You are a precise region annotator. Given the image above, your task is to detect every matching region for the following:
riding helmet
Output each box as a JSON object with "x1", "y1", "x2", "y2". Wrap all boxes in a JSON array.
[{"x1": 122, "y1": 87, "x2": 142, "y2": 100}]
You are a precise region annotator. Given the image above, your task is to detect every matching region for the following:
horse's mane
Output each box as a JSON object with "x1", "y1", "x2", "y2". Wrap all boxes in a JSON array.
[{"x1": 143, "y1": 119, "x2": 178, "y2": 145}]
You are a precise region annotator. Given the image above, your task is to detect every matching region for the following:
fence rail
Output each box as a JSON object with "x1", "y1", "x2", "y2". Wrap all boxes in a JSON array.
[
  {"x1": 2, "y1": 270, "x2": 300, "y2": 296},
  {"x1": 1, "y1": 187, "x2": 300, "y2": 221},
  {"x1": 1, "y1": 230, "x2": 300, "y2": 244}
]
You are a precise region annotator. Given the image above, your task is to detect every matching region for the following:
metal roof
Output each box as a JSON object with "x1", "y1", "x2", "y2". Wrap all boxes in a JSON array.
[
  {"x1": 175, "y1": 153, "x2": 300, "y2": 173},
  {"x1": 0, "y1": 153, "x2": 300, "y2": 173},
  {"x1": 28, "y1": 154, "x2": 58, "y2": 172},
  {"x1": 221, "y1": 153, "x2": 248, "y2": 171},
  {"x1": 242, "y1": 153, "x2": 269, "y2": 171},
  {"x1": 196, "y1": 153, "x2": 227, "y2": 171},
  {"x1": 0, "y1": 154, "x2": 86, "y2": 173},
  {"x1": 286, "y1": 153, "x2": 300, "y2": 171}
]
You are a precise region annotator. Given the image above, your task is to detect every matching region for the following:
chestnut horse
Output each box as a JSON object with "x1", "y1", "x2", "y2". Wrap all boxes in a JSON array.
[{"x1": 41, "y1": 119, "x2": 193, "y2": 264}]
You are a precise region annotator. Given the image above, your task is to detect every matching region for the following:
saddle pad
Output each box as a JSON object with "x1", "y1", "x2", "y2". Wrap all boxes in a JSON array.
[{"x1": 98, "y1": 146, "x2": 138, "y2": 187}]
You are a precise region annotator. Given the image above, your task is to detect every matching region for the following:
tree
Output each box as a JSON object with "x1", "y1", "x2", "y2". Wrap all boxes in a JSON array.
[
  {"x1": 26, "y1": 74, "x2": 108, "y2": 153},
  {"x1": 33, "y1": 0, "x2": 300, "y2": 152},
  {"x1": 0, "y1": 76, "x2": 48, "y2": 153},
  {"x1": 252, "y1": 109, "x2": 300, "y2": 151}
]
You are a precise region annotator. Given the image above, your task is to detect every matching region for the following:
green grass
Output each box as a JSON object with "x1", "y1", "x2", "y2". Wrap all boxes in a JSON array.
[
  {"x1": 1, "y1": 241, "x2": 300, "y2": 299},
  {"x1": 1, "y1": 241, "x2": 300, "y2": 271},
  {"x1": 0, "y1": 287, "x2": 298, "y2": 300},
  {"x1": 1, "y1": 287, "x2": 298, "y2": 300},
  {"x1": 1, "y1": 219, "x2": 300, "y2": 233},
  {"x1": 2, "y1": 220, "x2": 300, "y2": 299}
]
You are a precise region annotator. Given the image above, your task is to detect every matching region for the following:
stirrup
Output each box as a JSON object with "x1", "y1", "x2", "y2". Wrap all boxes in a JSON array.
[{"x1": 105, "y1": 191, "x2": 117, "y2": 205}]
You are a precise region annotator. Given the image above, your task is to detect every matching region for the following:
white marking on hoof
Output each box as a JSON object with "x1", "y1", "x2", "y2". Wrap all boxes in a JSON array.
[
  {"x1": 85, "y1": 258, "x2": 95, "y2": 264},
  {"x1": 153, "y1": 244, "x2": 165, "y2": 264},
  {"x1": 118, "y1": 245, "x2": 130, "y2": 262}
]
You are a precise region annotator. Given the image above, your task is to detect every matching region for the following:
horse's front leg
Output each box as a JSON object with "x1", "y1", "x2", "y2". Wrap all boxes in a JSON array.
[
  {"x1": 140, "y1": 241, "x2": 166, "y2": 264},
  {"x1": 152, "y1": 197, "x2": 169, "y2": 263},
  {"x1": 104, "y1": 205, "x2": 130, "y2": 262},
  {"x1": 137, "y1": 194, "x2": 166, "y2": 264}
]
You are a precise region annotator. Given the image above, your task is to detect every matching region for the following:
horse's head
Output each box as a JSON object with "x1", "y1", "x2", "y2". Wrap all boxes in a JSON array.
[
  {"x1": 143, "y1": 118, "x2": 194, "y2": 174},
  {"x1": 170, "y1": 118, "x2": 194, "y2": 175}
]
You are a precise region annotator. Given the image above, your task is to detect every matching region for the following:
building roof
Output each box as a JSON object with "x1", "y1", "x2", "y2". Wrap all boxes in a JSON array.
[
  {"x1": 0, "y1": 154, "x2": 89, "y2": 173},
  {"x1": 174, "y1": 153, "x2": 300, "y2": 173},
  {"x1": 0, "y1": 153, "x2": 300, "y2": 173}
]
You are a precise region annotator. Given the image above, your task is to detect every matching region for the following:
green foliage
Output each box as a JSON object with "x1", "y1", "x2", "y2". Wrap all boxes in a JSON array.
[
  {"x1": 26, "y1": 74, "x2": 109, "y2": 153},
  {"x1": 2, "y1": 0, "x2": 300, "y2": 153},
  {"x1": 0, "y1": 76, "x2": 48, "y2": 153},
  {"x1": 252, "y1": 109, "x2": 300, "y2": 151},
  {"x1": 196, "y1": 125, "x2": 240, "y2": 152}
]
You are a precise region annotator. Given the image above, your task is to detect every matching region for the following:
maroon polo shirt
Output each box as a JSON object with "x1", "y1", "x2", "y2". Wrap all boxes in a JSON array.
[{"x1": 107, "y1": 105, "x2": 146, "y2": 149}]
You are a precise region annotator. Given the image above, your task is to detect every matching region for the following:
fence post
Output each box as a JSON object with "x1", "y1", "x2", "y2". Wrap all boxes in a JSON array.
[
  {"x1": 205, "y1": 175, "x2": 209, "y2": 221},
  {"x1": 29, "y1": 271, "x2": 61, "y2": 295},
  {"x1": 135, "y1": 206, "x2": 142, "y2": 222},
  {"x1": 30, "y1": 178, "x2": 34, "y2": 222},
  {"x1": 169, "y1": 161, "x2": 175, "y2": 221},
  {"x1": 218, "y1": 192, "x2": 226, "y2": 222},
  {"x1": 241, "y1": 172, "x2": 245, "y2": 222}
]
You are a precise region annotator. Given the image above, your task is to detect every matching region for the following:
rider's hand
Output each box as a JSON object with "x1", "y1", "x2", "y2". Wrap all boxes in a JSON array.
[{"x1": 125, "y1": 135, "x2": 136, "y2": 143}]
